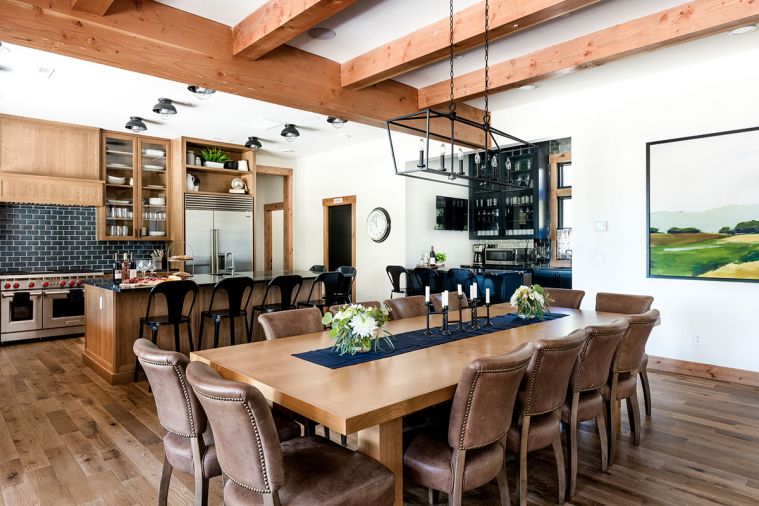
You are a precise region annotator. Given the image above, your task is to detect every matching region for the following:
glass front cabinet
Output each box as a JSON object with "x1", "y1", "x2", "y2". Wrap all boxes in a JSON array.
[{"x1": 98, "y1": 132, "x2": 170, "y2": 240}]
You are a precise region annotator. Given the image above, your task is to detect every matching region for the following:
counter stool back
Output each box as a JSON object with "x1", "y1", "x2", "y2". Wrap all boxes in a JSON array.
[
  {"x1": 413, "y1": 267, "x2": 442, "y2": 293},
  {"x1": 133, "y1": 279, "x2": 198, "y2": 383},
  {"x1": 198, "y1": 276, "x2": 255, "y2": 349},
  {"x1": 446, "y1": 268, "x2": 478, "y2": 297},
  {"x1": 335, "y1": 266, "x2": 356, "y2": 303},
  {"x1": 297, "y1": 271, "x2": 346, "y2": 312},
  {"x1": 386, "y1": 265, "x2": 411, "y2": 298},
  {"x1": 250, "y1": 275, "x2": 303, "y2": 340}
]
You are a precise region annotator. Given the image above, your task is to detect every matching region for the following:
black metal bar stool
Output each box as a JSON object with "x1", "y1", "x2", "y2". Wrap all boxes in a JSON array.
[
  {"x1": 387, "y1": 265, "x2": 416, "y2": 298},
  {"x1": 297, "y1": 271, "x2": 346, "y2": 313},
  {"x1": 251, "y1": 275, "x2": 303, "y2": 339},
  {"x1": 413, "y1": 267, "x2": 442, "y2": 293},
  {"x1": 197, "y1": 276, "x2": 255, "y2": 349},
  {"x1": 335, "y1": 266, "x2": 356, "y2": 303},
  {"x1": 133, "y1": 279, "x2": 198, "y2": 382}
]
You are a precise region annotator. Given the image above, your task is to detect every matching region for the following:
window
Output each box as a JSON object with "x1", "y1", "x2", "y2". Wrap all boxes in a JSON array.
[
  {"x1": 558, "y1": 161, "x2": 572, "y2": 188},
  {"x1": 558, "y1": 196, "x2": 572, "y2": 228}
]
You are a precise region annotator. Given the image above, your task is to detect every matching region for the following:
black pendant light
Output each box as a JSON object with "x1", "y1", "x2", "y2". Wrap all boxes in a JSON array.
[
  {"x1": 152, "y1": 98, "x2": 176, "y2": 119},
  {"x1": 327, "y1": 116, "x2": 348, "y2": 129},
  {"x1": 281, "y1": 123, "x2": 300, "y2": 142},
  {"x1": 187, "y1": 85, "x2": 216, "y2": 100},
  {"x1": 245, "y1": 136, "x2": 263, "y2": 152},
  {"x1": 125, "y1": 116, "x2": 147, "y2": 133},
  {"x1": 386, "y1": 0, "x2": 534, "y2": 191}
]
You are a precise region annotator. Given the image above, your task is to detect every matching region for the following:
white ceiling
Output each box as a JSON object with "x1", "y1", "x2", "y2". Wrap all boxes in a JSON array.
[{"x1": 0, "y1": 43, "x2": 384, "y2": 159}]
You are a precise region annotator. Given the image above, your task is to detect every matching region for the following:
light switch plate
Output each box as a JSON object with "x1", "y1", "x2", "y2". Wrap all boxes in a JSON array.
[{"x1": 595, "y1": 220, "x2": 608, "y2": 232}]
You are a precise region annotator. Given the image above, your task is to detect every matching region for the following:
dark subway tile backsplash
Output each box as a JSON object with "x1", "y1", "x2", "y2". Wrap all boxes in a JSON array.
[{"x1": 0, "y1": 204, "x2": 166, "y2": 272}]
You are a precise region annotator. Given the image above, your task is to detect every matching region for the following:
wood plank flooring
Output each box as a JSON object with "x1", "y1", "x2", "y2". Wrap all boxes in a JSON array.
[{"x1": 0, "y1": 337, "x2": 758, "y2": 505}]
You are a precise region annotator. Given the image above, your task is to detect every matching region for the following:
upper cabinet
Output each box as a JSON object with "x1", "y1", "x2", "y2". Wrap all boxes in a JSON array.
[{"x1": 0, "y1": 114, "x2": 103, "y2": 205}]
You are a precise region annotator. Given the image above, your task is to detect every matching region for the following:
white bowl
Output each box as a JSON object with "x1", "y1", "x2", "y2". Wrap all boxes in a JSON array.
[
  {"x1": 148, "y1": 231, "x2": 166, "y2": 236},
  {"x1": 148, "y1": 198, "x2": 166, "y2": 205},
  {"x1": 107, "y1": 175, "x2": 126, "y2": 184}
]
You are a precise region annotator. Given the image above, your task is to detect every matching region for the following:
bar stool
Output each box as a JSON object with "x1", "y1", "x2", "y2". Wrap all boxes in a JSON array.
[
  {"x1": 447, "y1": 268, "x2": 479, "y2": 296},
  {"x1": 413, "y1": 267, "x2": 442, "y2": 293},
  {"x1": 250, "y1": 275, "x2": 303, "y2": 339},
  {"x1": 197, "y1": 276, "x2": 255, "y2": 349},
  {"x1": 386, "y1": 265, "x2": 413, "y2": 298},
  {"x1": 335, "y1": 266, "x2": 356, "y2": 303},
  {"x1": 133, "y1": 280, "x2": 198, "y2": 383},
  {"x1": 309, "y1": 264, "x2": 325, "y2": 273},
  {"x1": 297, "y1": 271, "x2": 346, "y2": 313}
]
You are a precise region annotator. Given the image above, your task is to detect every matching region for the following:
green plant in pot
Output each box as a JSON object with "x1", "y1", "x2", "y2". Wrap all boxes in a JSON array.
[
  {"x1": 200, "y1": 146, "x2": 232, "y2": 169},
  {"x1": 322, "y1": 303, "x2": 394, "y2": 355},
  {"x1": 435, "y1": 251, "x2": 447, "y2": 264}
]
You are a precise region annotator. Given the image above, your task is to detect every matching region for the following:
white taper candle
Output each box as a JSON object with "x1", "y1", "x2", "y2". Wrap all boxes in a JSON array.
[
  {"x1": 425, "y1": 286, "x2": 430, "y2": 303},
  {"x1": 486, "y1": 288, "x2": 490, "y2": 304}
]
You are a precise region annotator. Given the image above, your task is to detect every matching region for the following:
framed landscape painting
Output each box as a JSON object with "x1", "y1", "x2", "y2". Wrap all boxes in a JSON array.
[{"x1": 647, "y1": 126, "x2": 759, "y2": 282}]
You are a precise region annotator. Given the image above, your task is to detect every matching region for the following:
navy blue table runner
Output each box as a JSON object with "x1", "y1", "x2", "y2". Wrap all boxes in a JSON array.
[{"x1": 292, "y1": 312, "x2": 568, "y2": 369}]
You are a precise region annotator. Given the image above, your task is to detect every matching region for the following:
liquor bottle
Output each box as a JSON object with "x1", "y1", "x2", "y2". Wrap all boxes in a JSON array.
[
  {"x1": 429, "y1": 246, "x2": 436, "y2": 266},
  {"x1": 129, "y1": 253, "x2": 137, "y2": 279},
  {"x1": 112, "y1": 253, "x2": 122, "y2": 285},
  {"x1": 121, "y1": 253, "x2": 130, "y2": 282}
]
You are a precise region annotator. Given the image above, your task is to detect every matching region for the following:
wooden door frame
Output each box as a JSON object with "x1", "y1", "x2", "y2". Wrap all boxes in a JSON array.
[
  {"x1": 264, "y1": 202, "x2": 284, "y2": 271},
  {"x1": 256, "y1": 165, "x2": 293, "y2": 270},
  {"x1": 323, "y1": 195, "x2": 357, "y2": 300},
  {"x1": 549, "y1": 152, "x2": 572, "y2": 268}
]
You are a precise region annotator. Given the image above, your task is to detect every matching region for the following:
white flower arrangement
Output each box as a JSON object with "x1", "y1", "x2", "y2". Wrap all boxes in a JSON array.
[
  {"x1": 322, "y1": 303, "x2": 394, "y2": 355},
  {"x1": 510, "y1": 284, "x2": 552, "y2": 320}
]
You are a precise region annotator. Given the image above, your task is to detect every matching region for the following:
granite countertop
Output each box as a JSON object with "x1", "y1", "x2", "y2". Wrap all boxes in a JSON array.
[{"x1": 84, "y1": 270, "x2": 318, "y2": 292}]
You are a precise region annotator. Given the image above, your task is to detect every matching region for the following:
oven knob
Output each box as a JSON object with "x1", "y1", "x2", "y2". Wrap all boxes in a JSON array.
[
  {"x1": 28, "y1": 282, "x2": 35, "y2": 288},
  {"x1": 59, "y1": 280, "x2": 66, "y2": 287},
  {"x1": 12, "y1": 283, "x2": 19, "y2": 289},
  {"x1": 77, "y1": 280, "x2": 84, "y2": 286},
  {"x1": 69, "y1": 280, "x2": 76, "y2": 287},
  {"x1": 3, "y1": 283, "x2": 9, "y2": 289},
  {"x1": 42, "y1": 281, "x2": 49, "y2": 288}
]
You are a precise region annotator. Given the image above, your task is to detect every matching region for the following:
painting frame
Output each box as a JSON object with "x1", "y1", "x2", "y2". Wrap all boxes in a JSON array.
[{"x1": 646, "y1": 125, "x2": 759, "y2": 283}]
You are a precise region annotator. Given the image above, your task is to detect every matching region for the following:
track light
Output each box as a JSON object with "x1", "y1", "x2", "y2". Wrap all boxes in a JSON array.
[
  {"x1": 125, "y1": 116, "x2": 147, "y2": 133},
  {"x1": 152, "y1": 98, "x2": 176, "y2": 119}
]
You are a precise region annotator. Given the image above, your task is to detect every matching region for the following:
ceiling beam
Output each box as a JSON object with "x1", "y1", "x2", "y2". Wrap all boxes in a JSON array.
[
  {"x1": 418, "y1": 0, "x2": 759, "y2": 108},
  {"x1": 0, "y1": 0, "x2": 486, "y2": 146},
  {"x1": 341, "y1": 0, "x2": 601, "y2": 91},
  {"x1": 233, "y1": 0, "x2": 360, "y2": 60},
  {"x1": 70, "y1": 0, "x2": 114, "y2": 16}
]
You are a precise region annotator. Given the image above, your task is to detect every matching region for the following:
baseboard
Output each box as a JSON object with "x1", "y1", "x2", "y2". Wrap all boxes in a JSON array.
[{"x1": 648, "y1": 355, "x2": 759, "y2": 388}]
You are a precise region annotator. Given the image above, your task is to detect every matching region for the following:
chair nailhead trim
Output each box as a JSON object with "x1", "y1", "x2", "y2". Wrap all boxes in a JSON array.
[
  {"x1": 525, "y1": 343, "x2": 582, "y2": 416},
  {"x1": 137, "y1": 358, "x2": 197, "y2": 438}
]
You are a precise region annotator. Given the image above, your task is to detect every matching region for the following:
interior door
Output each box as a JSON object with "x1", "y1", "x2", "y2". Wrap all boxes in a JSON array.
[{"x1": 327, "y1": 204, "x2": 352, "y2": 271}]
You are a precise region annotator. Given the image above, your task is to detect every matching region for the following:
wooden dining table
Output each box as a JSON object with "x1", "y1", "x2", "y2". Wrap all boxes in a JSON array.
[{"x1": 190, "y1": 303, "x2": 626, "y2": 505}]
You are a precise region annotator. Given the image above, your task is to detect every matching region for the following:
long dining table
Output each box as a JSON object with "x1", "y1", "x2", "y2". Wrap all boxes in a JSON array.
[{"x1": 190, "y1": 303, "x2": 626, "y2": 505}]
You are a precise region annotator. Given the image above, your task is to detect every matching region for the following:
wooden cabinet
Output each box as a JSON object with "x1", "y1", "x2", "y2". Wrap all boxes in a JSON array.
[
  {"x1": 532, "y1": 268, "x2": 572, "y2": 289},
  {"x1": 98, "y1": 131, "x2": 170, "y2": 241},
  {"x1": 0, "y1": 114, "x2": 102, "y2": 205}
]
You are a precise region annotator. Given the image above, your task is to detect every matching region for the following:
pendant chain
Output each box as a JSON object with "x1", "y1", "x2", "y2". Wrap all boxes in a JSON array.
[
  {"x1": 448, "y1": 0, "x2": 456, "y2": 115},
  {"x1": 483, "y1": 0, "x2": 490, "y2": 126}
]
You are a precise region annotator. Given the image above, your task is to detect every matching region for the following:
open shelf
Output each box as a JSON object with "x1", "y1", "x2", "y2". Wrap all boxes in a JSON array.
[{"x1": 185, "y1": 164, "x2": 250, "y2": 175}]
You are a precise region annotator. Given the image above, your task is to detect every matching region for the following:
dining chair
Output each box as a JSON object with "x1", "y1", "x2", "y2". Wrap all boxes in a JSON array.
[
  {"x1": 562, "y1": 320, "x2": 628, "y2": 498},
  {"x1": 296, "y1": 271, "x2": 346, "y2": 313},
  {"x1": 446, "y1": 268, "x2": 479, "y2": 297},
  {"x1": 386, "y1": 265, "x2": 411, "y2": 299},
  {"x1": 198, "y1": 276, "x2": 255, "y2": 349},
  {"x1": 596, "y1": 292, "x2": 655, "y2": 417},
  {"x1": 404, "y1": 343, "x2": 534, "y2": 506},
  {"x1": 258, "y1": 307, "x2": 323, "y2": 341},
  {"x1": 186, "y1": 362, "x2": 396, "y2": 506},
  {"x1": 544, "y1": 288, "x2": 585, "y2": 309},
  {"x1": 134, "y1": 279, "x2": 198, "y2": 382},
  {"x1": 601, "y1": 309, "x2": 660, "y2": 465},
  {"x1": 431, "y1": 291, "x2": 469, "y2": 316},
  {"x1": 383, "y1": 295, "x2": 427, "y2": 320},
  {"x1": 133, "y1": 339, "x2": 300, "y2": 506},
  {"x1": 505, "y1": 330, "x2": 586, "y2": 506},
  {"x1": 413, "y1": 267, "x2": 442, "y2": 293},
  {"x1": 328, "y1": 301, "x2": 381, "y2": 315}
]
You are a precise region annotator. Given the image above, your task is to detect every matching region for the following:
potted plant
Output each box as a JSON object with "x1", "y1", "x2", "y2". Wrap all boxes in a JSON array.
[
  {"x1": 434, "y1": 251, "x2": 447, "y2": 265},
  {"x1": 200, "y1": 146, "x2": 232, "y2": 169},
  {"x1": 510, "y1": 284, "x2": 552, "y2": 320},
  {"x1": 322, "y1": 303, "x2": 394, "y2": 355}
]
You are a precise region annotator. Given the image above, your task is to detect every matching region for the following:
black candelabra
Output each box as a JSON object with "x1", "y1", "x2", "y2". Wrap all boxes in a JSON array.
[{"x1": 424, "y1": 302, "x2": 451, "y2": 336}]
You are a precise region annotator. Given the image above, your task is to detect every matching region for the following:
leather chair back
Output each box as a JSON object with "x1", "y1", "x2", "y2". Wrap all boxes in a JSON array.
[
  {"x1": 613, "y1": 309, "x2": 660, "y2": 373},
  {"x1": 186, "y1": 362, "x2": 284, "y2": 494},
  {"x1": 133, "y1": 339, "x2": 206, "y2": 437},
  {"x1": 383, "y1": 295, "x2": 427, "y2": 320},
  {"x1": 545, "y1": 288, "x2": 585, "y2": 309},
  {"x1": 431, "y1": 291, "x2": 469, "y2": 312},
  {"x1": 520, "y1": 330, "x2": 586, "y2": 416},
  {"x1": 448, "y1": 343, "x2": 534, "y2": 450},
  {"x1": 571, "y1": 320, "x2": 628, "y2": 392},
  {"x1": 595, "y1": 292, "x2": 653, "y2": 314},
  {"x1": 259, "y1": 307, "x2": 323, "y2": 340},
  {"x1": 328, "y1": 301, "x2": 381, "y2": 315}
]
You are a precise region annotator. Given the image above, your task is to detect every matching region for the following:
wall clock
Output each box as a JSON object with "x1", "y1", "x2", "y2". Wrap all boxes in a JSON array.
[{"x1": 367, "y1": 207, "x2": 391, "y2": 243}]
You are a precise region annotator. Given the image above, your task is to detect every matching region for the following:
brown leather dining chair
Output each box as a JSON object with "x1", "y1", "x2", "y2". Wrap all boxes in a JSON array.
[
  {"x1": 505, "y1": 330, "x2": 586, "y2": 506},
  {"x1": 133, "y1": 339, "x2": 300, "y2": 506},
  {"x1": 186, "y1": 361, "x2": 396, "y2": 506},
  {"x1": 562, "y1": 320, "x2": 629, "y2": 498},
  {"x1": 596, "y1": 292, "x2": 655, "y2": 416},
  {"x1": 431, "y1": 291, "x2": 469, "y2": 314},
  {"x1": 600, "y1": 309, "x2": 660, "y2": 465},
  {"x1": 545, "y1": 288, "x2": 585, "y2": 309},
  {"x1": 383, "y1": 295, "x2": 427, "y2": 320},
  {"x1": 258, "y1": 307, "x2": 324, "y2": 341},
  {"x1": 328, "y1": 300, "x2": 381, "y2": 315},
  {"x1": 404, "y1": 343, "x2": 534, "y2": 506}
]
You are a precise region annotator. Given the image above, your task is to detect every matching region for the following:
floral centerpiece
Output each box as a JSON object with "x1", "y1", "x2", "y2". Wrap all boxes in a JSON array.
[
  {"x1": 510, "y1": 284, "x2": 552, "y2": 320},
  {"x1": 322, "y1": 304, "x2": 394, "y2": 355}
]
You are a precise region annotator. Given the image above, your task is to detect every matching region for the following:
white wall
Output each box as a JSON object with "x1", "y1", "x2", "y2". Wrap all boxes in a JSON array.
[{"x1": 489, "y1": 45, "x2": 759, "y2": 372}]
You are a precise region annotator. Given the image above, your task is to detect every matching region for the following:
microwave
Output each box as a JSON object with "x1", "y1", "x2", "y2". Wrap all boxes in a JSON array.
[{"x1": 484, "y1": 248, "x2": 527, "y2": 266}]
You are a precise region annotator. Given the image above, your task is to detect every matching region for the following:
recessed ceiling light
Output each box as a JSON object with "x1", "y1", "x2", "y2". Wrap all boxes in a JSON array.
[
  {"x1": 308, "y1": 27, "x2": 336, "y2": 40},
  {"x1": 519, "y1": 84, "x2": 537, "y2": 91},
  {"x1": 730, "y1": 25, "x2": 757, "y2": 36}
]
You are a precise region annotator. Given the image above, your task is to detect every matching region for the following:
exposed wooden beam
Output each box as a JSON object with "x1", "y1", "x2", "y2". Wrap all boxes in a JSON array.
[
  {"x1": 418, "y1": 0, "x2": 759, "y2": 108},
  {"x1": 342, "y1": 0, "x2": 600, "y2": 91},
  {"x1": 0, "y1": 0, "x2": 485, "y2": 146},
  {"x1": 233, "y1": 0, "x2": 359, "y2": 60},
  {"x1": 70, "y1": 0, "x2": 114, "y2": 16}
]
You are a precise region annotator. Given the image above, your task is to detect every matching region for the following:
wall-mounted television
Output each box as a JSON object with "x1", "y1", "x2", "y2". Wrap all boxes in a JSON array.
[{"x1": 435, "y1": 196, "x2": 468, "y2": 231}]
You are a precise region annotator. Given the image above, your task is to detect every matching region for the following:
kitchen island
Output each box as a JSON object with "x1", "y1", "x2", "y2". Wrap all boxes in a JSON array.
[{"x1": 83, "y1": 270, "x2": 318, "y2": 384}]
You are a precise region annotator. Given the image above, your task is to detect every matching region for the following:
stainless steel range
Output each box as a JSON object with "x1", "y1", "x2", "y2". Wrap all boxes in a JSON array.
[{"x1": 0, "y1": 270, "x2": 103, "y2": 343}]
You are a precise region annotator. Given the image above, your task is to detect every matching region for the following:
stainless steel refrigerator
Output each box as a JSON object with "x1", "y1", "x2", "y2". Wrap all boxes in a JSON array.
[{"x1": 185, "y1": 194, "x2": 253, "y2": 274}]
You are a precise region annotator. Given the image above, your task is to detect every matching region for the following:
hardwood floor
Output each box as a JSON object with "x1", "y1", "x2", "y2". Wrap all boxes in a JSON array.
[{"x1": 1, "y1": 337, "x2": 758, "y2": 505}]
